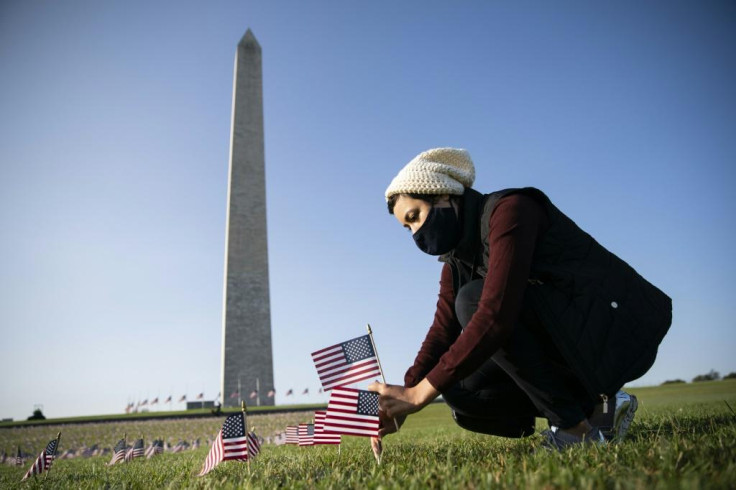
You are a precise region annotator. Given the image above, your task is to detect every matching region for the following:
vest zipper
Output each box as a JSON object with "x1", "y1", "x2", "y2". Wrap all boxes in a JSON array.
[{"x1": 600, "y1": 394, "x2": 608, "y2": 414}]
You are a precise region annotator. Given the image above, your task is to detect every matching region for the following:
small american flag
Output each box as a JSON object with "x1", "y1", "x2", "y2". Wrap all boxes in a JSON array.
[
  {"x1": 286, "y1": 389, "x2": 293, "y2": 396},
  {"x1": 324, "y1": 387, "x2": 380, "y2": 437},
  {"x1": 15, "y1": 446, "x2": 23, "y2": 466},
  {"x1": 198, "y1": 412, "x2": 249, "y2": 477},
  {"x1": 21, "y1": 437, "x2": 59, "y2": 481},
  {"x1": 164, "y1": 395, "x2": 172, "y2": 403},
  {"x1": 125, "y1": 438, "x2": 144, "y2": 462},
  {"x1": 171, "y1": 441, "x2": 189, "y2": 453},
  {"x1": 285, "y1": 426, "x2": 299, "y2": 444},
  {"x1": 298, "y1": 424, "x2": 314, "y2": 446},
  {"x1": 249, "y1": 390, "x2": 258, "y2": 399},
  {"x1": 145, "y1": 440, "x2": 163, "y2": 459},
  {"x1": 311, "y1": 335, "x2": 382, "y2": 390},
  {"x1": 230, "y1": 390, "x2": 239, "y2": 399},
  {"x1": 267, "y1": 389, "x2": 275, "y2": 397},
  {"x1": 154, "y1": 439, "x2": 164, "y2": 457},
  {"x1": 313, "y1": 410, "x2": 341, "y2": 445},
  {"x1": 247, "y1": 432, "x2": 261, "y2": 458},
  {"x1": 107, "y1": 438, "x2": 127, "y2": 465},
  {"x1": 81, "y1": 444, "x2": 98, "y2": 458},
  {"x1": 151, "y1": 397, "x2": 159, "y2": 405},
  {"x1": 178, "y1": 395, "x2": 187, "y2": 403},
  {"x1": 196, "y1": 393, "x2": 204, "y2": 400}
]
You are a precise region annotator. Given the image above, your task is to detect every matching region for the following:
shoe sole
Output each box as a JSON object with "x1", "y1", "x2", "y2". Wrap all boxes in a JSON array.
[{"x1": 611, "y1": 394, "x2": 638, "y2": 442}]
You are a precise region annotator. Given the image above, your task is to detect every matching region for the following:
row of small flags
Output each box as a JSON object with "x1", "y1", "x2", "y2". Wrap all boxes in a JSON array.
[
  {"x1": 278, "y1": 388, "x2": 380, "y2": 444},
  {"x1": 126, "y1": 387, "x2": 332, "y2": 411},
  {"x1": 177, "y1": 330, "x2": 385, "y2": 475},
  {"x1": 229, "y1": 388, "x2": 327, "y2": 399},
  {"x1": 14, "y1": 426, "x2": 261, "y2": 482},
  {"x1": 4, "y1": 437, "x2": 208, "y2": 465},
  {"x1": 125, "y1": 393, "x2": 204, "y2": 412},
  {"x1": 281, "y1": 410, "x2": 342, "y2": 446},
  {"x1": 16, "y1": 328, "x2": 388, "y2": 481}
]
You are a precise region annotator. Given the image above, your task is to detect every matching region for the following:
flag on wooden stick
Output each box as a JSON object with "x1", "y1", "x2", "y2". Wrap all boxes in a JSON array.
[
  {"x1": 247, "y1": 432, "x2": 261, "y2": 459},
  {"x1": 311, "y1": 334, "x2": 382, "y2": 391},
  {"x1": 21, "y1": 435, "x2": 59, "y2": 481},
  {"x1": 145, "y1": 439, "x2": 164, "y2": 459},
  {"x1": 324, "y1": 387, "x2": 380, "y2": 437},
  {"x1": 107, "y1": 437, "x2": 127, "y2": 465},
  {"x1": 198, "y1": 412, "x2": 249, "y2": 477},
  {"x1": 125, "y1": 438, "x2": 144, "y2": 462}
]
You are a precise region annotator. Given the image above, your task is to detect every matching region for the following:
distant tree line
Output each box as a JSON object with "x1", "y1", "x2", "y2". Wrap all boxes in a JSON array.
[{"x1": 661, "y1": 370, "x2": 736, "y2": 385}]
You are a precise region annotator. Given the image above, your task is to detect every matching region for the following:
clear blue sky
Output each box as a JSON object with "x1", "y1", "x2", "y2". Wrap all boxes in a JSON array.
[{"x1": 1, "y1": 1, "x2": 734, "y2": 421}]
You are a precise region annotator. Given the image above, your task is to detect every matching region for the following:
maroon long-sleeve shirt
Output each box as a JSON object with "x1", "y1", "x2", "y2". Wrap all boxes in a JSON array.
[{"x1": 404, "y1": 193, "x2": 550, "y2": 392}]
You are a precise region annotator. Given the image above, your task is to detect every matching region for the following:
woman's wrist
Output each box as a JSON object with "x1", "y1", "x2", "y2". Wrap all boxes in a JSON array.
[{"x1": 413, "y1": 378, "x2": 440, "y2": 407}]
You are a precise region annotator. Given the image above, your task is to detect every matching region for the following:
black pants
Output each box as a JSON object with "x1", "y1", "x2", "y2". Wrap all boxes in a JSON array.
[{"x1": 443, "y1": 280, "x2": 597, "y2": 437}]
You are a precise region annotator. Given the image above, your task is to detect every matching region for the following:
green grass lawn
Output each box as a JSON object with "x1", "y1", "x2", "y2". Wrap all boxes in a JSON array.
[{"x1": 2, "y1": 381, "x2": 735, "y2": 489}]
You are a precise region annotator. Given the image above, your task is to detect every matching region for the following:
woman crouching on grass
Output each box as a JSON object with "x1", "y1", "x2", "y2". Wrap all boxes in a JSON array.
[{"x1": 368, "y1": 148, "x2": 672, "y2": 449}]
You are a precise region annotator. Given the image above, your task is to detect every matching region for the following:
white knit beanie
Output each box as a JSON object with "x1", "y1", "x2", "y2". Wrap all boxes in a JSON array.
[{"x1": 385, "y1": 147, "x2": 475, "y2": 201}]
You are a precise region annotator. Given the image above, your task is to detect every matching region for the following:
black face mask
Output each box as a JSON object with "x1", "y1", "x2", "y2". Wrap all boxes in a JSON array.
[{"x1": 412, "y1": 205, "x2": 462, "y2": 255}]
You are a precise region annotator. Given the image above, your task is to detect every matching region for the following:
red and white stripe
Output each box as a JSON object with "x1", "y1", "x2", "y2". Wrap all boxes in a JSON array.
[
  {"x1": 223, "y1": 435, "x2": 249, "y2": 461},
  {"x1": 324, "y1": 387, "x2": 379, "y2": 437},
  {"x1": 285, "y1": 426, "x2": 299, "y2": 445},
  {"x1": 108, "y1": 448, "x2": 125, "y2": 465},
  {"x1": 314, "y1": 410, "x2": 341, "y2": 445},
  {"x1": 21, "y1": 451, "x2": 53, "y2": 481},
  {"x1": 247, "y1": 433, "x2": 260, "y2": 458},
  {"x1": 298, "y1": 424, "x2": 314, "y2": 446},
  {"x1": 198, "y1": 431, "x2": 223, "y2": 476},
  {"x1": 198, "y1": 430, "x2": 249, "y2": 477}
]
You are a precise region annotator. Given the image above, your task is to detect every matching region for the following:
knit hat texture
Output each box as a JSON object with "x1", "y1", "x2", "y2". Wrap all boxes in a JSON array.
[{"x1": 385, "y1": 147, "x2": 475, "y2": 201}]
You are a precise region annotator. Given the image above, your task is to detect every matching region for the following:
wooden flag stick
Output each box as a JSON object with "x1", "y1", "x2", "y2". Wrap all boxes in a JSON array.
[
  {"x1": 367, "y1": 324, "x2": 396, "y2": 465},
  {"x1": 44, "y1": 432, "x2": 61, "y2": 480},
  {"x1": 366, "y1": 324, "x2": 400, "y2": 433},
  {"x1": 241, "y1": 401, "x2": 251, "y2": 472}
]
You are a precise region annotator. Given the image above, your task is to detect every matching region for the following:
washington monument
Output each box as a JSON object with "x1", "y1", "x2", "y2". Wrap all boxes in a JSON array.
[{"x1": 221, "y1": 29, "x2": 274, "y2": 408}]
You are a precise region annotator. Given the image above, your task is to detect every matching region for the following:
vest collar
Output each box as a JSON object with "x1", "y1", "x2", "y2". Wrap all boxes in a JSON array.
[{"x1": 440, "y1": 187, "x2": 486, "y2": 268}]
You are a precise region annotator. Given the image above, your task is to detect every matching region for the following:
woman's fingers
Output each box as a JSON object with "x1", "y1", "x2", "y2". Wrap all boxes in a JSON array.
[{"x1": 367, "y1": 381, "x2": 385, "y2": 393}]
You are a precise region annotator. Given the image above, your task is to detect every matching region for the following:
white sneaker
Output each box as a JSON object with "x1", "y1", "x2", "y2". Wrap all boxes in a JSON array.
[{"x1": 607, "y1": 391, "x2": 638, "y2": 442}]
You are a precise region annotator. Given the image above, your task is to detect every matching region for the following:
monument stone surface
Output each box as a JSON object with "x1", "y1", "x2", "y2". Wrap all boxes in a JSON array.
[{"x1": 221, "y1": 29, "x2": 274, "y2": 407}]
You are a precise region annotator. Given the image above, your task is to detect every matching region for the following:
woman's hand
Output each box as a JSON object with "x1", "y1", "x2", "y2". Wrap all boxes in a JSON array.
[
  {"x1": 376, "y1": 412, "x2": 405, "y2": 438},
  {"x1": 368, "y1": 378, "x2": 440, "y2": 425}
]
